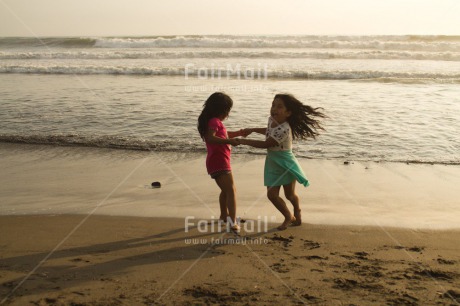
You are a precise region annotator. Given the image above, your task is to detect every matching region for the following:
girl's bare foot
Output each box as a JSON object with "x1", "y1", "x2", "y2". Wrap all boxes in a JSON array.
[
  {"x1": 277, "y1": 216, "x2": 296, "y2": 230},
  {"x1": 292, "y1": 209, "x2": 302, "y2": 226},
  {"x1": 230, "y1": 224, "x2": 240, "y2": 233}
]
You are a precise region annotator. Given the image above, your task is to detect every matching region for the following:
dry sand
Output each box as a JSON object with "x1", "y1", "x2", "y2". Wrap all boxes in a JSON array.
[
  {"x1": 0, "y1": 143, "x2": 459, "y2": 305},
  {"x1": 0, "y1": 216, "x2": 459, "y2": 305}
]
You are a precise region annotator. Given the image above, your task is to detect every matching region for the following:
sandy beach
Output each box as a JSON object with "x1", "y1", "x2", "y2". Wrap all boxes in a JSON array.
[
  {"x1": 0, "y1": 143, "x2": 460, "y2": 305},
  {"x1": 1, "y1": 216, "x2": 459, "y2": 305}
]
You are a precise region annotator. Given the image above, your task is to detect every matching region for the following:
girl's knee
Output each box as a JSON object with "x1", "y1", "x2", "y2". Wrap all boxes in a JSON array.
[
  {"x1": 267, "y1": 190, "x2": 278, "y2": 202},
  {"x1": 225, "y1": 185, "x2": 236, "y2": 197},
  {"x1": 228, "y1": 183, "x2": 236, "y2": 192},
  {"x1": 286, "y1": 193, "x2": 298, "y2": 203}
]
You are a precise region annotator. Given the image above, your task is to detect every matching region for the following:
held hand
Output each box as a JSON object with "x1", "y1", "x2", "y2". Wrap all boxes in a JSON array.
[
  {"x1": 236, "y1": 138, "x2": 246, "y2": 145},
  {"x1": 228, "y1": 138, "x2": 240, "y2": 146},
  {"x1": 240, "y1": 128, "x2": 252, "y2": 137}
]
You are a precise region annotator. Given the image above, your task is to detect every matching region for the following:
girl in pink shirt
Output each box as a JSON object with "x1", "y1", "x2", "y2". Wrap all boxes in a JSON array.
[{"x1": 198, "y1": 92, "x2": 246, "y2": 231}]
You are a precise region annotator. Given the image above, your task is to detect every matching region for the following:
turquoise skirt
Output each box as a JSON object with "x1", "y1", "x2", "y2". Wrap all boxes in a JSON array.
[{"x1": 264, "y1": 150, "x2": 309, "y2": 187}]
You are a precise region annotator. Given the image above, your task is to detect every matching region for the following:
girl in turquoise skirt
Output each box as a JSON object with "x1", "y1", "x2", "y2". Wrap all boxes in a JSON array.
[{"x1": 238, "y1": 94, "x2": 325, "y2": 230}]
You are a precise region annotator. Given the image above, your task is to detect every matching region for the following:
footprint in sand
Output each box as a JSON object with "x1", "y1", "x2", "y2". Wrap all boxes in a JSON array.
[
  {"x1": 437, "y1": 258, "x2": 456, "y2": 265},
  {"x1": 270, "y1": 262, "x2": 290, "y2": 273},
  {"x1": 302, "y1": 240, "x2": 320, "y2": 250},
  {"x1": 268, "y1": 234, "x2": 293, "y2": 247}
]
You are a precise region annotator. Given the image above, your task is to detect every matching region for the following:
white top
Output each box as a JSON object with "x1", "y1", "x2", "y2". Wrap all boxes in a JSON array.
[{"x1": 266, "y1": 117, "x2": 292, "y2": 151}]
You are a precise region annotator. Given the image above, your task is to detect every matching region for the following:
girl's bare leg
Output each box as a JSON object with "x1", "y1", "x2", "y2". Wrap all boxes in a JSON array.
[
  {"x1": 267, "y1": 186, "x2": 295, "y2": 230},
  {"x1": 283, "y1": 180, "x2": 301, "y2": 226},
  {"x1": 215, "y1": 173, "x2": 237, "y2": 226},
  {"x1": 218, "y1": 191, "x2": 228, "y2": 222}
]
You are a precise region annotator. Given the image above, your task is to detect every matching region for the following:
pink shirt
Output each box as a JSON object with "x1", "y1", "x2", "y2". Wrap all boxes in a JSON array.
[{"x1": 205, "y1": 117, "x2": 232, "y2": 174}]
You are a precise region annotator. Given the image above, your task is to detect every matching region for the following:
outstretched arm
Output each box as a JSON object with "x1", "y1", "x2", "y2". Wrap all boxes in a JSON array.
[
  {"x1": 244, "y1": 127, "x2": 266, "y2": 135},
  {"x1": 238, "y1": 136, "x2": 278, "y2": 149},
  {"x1": 206, "y1": 129, "x2": 239, "y2": 146},
  {"x1": 227, "y1": 129, "x2": 244, "y2": 138},
  {"x1": 228, "y1": 127, "x2": 265, "y2": 138}
]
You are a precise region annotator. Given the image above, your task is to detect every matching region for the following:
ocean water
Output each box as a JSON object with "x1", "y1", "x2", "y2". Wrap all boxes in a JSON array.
[{"x1": 0, "y1": 35, "x2": 459, "y2": 164}]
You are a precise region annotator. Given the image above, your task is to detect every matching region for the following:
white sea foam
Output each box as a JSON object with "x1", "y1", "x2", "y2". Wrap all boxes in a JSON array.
[
  {"x1": 1, "y1": 64, "x2": 459, "y2": 83},
  {"x1": 91, "y1": 36, "x2": 460, "y2": 52},
  {"x1": 1, "y1": 35, "x2": 460, "y2": 51},
  {"x1": 1, "y1": 50, "x2": 459, "y2": 61}
]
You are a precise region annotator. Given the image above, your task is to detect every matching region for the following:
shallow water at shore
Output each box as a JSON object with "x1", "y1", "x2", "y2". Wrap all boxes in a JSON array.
[{"x1": 0, "y1": 74, "x2": 459, "y2": 164}]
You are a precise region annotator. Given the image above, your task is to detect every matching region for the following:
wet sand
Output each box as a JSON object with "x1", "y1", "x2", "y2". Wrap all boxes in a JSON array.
[{"x1": 1, "y1": 143, "x2": 459, "y2": 229}]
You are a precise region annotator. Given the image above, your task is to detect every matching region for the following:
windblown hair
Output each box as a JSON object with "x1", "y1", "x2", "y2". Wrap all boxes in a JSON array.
[
  {"x1": 275, "y1": 94, "x2": 326, "y2": 140},
  {"x1": 197, "y1": 92, "x2": 233, "y2": 140}
]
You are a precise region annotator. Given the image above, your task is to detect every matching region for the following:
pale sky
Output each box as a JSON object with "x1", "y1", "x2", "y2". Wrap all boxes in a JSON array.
[{"x1": 0, "y1": 0, "x2": 459, "y2": 37}]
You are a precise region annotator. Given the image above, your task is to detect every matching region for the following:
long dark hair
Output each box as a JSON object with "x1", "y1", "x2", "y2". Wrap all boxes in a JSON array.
[
  {"x1": 197, "y1": 92, "x2": 233, "y2": 140},
  {"x1": 275, "y1": 94, "x2": 326, "y2": 140}
]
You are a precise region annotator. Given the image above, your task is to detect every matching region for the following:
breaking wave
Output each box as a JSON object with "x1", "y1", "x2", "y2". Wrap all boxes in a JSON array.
[
  {"x1": 1, "y1": 35, "x2": 459, "y2": 52},
  {"x1": 1, "y1": 64, "x2": 459, "y2": 83}
]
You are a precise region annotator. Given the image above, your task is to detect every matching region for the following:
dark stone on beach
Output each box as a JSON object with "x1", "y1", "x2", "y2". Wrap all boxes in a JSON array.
[{"x1": 151, "y1": 181, "x2": 161, "y2": 188}]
